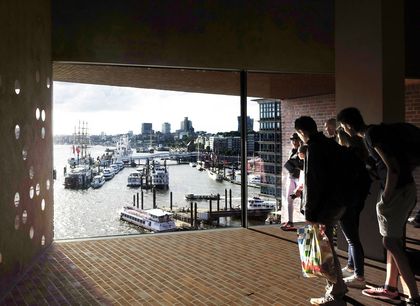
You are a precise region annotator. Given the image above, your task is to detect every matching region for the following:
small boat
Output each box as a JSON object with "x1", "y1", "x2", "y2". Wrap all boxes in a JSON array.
[
  {"x1": 247, "y1": 197, "x2": 276, "y2": 210},
  {"x1": 91, "y1": 174, "x2": 106, "y2": 189},
  {"x1": 207, "y1": 170, "x2": 223, "y2": 182},
  {"x1": 120, "y1": 207, "x2": 176, "y2": 232},
  {"x1": 127, "y1": 172, "x2": 142, "y2": 187},
  {"x1": 103, "y1": 168, "x2": 115, "y2": 181},
  {"x1": 185, "y1": 193, "x2": 219, "y2": 201},
  {"x1": 110, "y1": 164, "x2": 120, "y2": 174}
]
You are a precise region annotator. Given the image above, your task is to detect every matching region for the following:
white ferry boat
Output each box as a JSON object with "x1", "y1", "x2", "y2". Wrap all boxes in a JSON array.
[
  {"x1": 91, "y1": 174, "x2": 106, "y2": 189},
  {"x1": 151, "y1": 166, "x2": 169, "y2": 188},
  {"x1": 120, "y1": 207, "x2": 176, "y2": 232},
  {"x1": 207, "y1": 170, "x2": 223, "y2": 182},
  {"x1": 247, "y1": 197, "x2": 276, "y2": 210},
  {"x1": 127, "y1": 172, "x2": 142, "y2": 187}
]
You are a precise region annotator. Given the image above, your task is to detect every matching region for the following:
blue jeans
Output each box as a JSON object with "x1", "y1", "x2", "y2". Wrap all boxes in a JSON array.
[{"x1": 339, "y1": 205, "x2": 365, "y2": 277}]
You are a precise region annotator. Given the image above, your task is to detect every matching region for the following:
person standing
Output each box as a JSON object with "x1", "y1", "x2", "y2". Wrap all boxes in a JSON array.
[
  {"x1": 324, "y1": 118, "x2": 338, "y2": 139},
  {"x1": 337, "y1": 107, "x2": 420, "y2": 305},
  {"x1": 336, "y1": 128, "x2": 371, "y2": 289},
  {"x1": 281, "y1": 133, "x2": 303, "y2": 230},
  {"x1": 295, "y1": 116, "x2": 347, "y2": 305}
]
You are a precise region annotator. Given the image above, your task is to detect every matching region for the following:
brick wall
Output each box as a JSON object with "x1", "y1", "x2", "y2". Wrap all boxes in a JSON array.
[
  {"x1": 278, "y1": 85, "x2": 420, "y2": 216},
  {"x1": 280, "y1": 94, "x2": 336, "y2": 167},
  {"x1": 405, "y1": 83, "x2": 420, "y2": 215}
]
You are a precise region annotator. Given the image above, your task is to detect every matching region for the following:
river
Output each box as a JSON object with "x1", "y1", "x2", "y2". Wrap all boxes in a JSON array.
[{"x1": 53, "y1": 145, "x2": 263, "y2": 239}]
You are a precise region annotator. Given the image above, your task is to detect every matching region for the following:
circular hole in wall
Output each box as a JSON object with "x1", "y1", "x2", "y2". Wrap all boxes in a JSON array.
[
  {"x1": 14, "y1": 215, "x2": 20, "y2": 230},
  {"x1": 0, "y1": 252, "x2": 2, "y2": 264},
  {"x1": 41, "y1": 235, "x2": 45, "y2": 246},
  {"x1": 15, "y1": 125, "x2": 20, "y2": 139},
  {"x1": 22, "y1": 149, "x2": 28, "y2": 161},
  {"x1": 14, "y1": 80, "x2": 20, "y2": 95},
  {"x1": 41, "y1": 110, "x2": 46, "y2": 122},
  {"x1": 22, "y1": 210, "x2": 28, "y2": 224},
  {"x1": 41, "y1": 199, "x2": 45, "y2": 211},
  {"x1": 29, "y1": 186, "x2": 34, "y2": 199},
  {"x1": 29, "y1": 166, "x2": 34, "y2": 179},
  {"x1": 36, "y1": 183, "x2": 40, "y2": 196},
  {"x1": 41, "y1": 127, "x2": 45, "y2": 139},
  {"x1": 29, "y1": 226, "x2": 34, "y2": 239},
  {"x1": 46, "y1": 77, "x2": 51, "y2": 89},
  {"x1": 46, "y1": 179, "x2": 50, "y2": 190},
  {"x1": 36, "y1": 108, "x2": 40, "y2": 120},
  {"x1": 36, "y1": 71, "x2": 40, "y2": 83},
  {"x1": 14, "y1": 192, "x2": 20, "y2": 207}
]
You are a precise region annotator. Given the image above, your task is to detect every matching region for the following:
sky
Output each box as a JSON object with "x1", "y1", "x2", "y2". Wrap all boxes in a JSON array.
[{"x1": 53, "y1": 82, "x2": 261, "y2": 135}]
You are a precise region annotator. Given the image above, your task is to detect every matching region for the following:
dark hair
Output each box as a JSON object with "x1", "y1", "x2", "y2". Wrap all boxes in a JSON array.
[
  {"x1": 298, "y1": 145, "x2": 308, "y2": 154},
  {"x1": 294, "y1": 116, "x2": 317, "y2": 134},
  {"x1": 336, "y1": 127, "x2": 352, "y2": 147},
  {"x1": 325, "y1": 118, "x2": 336, "y2": 126},
  {"x1": 336, "y1": 107, "x2": 365, "y2": 132}
]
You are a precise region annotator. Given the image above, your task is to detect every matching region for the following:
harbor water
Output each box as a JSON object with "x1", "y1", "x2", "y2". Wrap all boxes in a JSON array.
[{"x1": 54, "y1": 145, "x2": 262, "y2": 239}]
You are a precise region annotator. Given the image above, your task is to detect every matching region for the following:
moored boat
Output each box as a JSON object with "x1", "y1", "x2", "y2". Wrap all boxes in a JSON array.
[
  {"x1": 207, "y1": 170, "x2": 223, "y2": 181},
  {"x1": 120, "y1": 207, "x2": 176, "y2": 232},
  {"x1": 103, "y1": 168, "x2": 115, "y2": 180},
  {"x1": 151, "y1": 166, "x2": 169, "y2": 188},
  {"x1": 91, "y1": 174, "x2": 106, "y2": 189},
  {"x1": 64, "y1": 165, "x2": 92, "y2": 189},
  {"x1": 127, "y1": 172, "x2": 142, "y2": 187},
  {"x1": 184, "y1": 193, "x2": 219, "y2": 201}
]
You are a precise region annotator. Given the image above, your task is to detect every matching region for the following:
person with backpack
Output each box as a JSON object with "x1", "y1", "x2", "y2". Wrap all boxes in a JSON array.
[
  {"x1": 336, "y1": 128, "x2": 371, "y2": 289},
  {"x1": 337, "y1": 107, "x2": 420, "y2": 305},
  {"x1": 294, "y1": 116, "x2": 347, "y2": 305},
  {"x1": 281, "y1": 133, "x2": 303, "y2": 231}
]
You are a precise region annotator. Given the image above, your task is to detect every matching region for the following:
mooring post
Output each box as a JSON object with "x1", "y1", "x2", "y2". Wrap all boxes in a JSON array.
[
  {"x1": 194, "y1": 202, "x2": 198, "y2": 229},
  {"x1": 225, "y1": 189, "x2": 228, "y2": 210},
  {"x1": 229, "y1": 189, "x2": 232, "y2": 209},
  {"x1": 209, "y1": 199, "x2": 212, "y2": 214},
  {"x1": 170, "y1": 191, "x2": 173, "y2": 211},
  {"x1": 133, "y1": 195, "x2": 135, "y2": 207},
  {"x1": 217, "y1": 194, "x2": 220, "y2": 211},
  {"x1": 190, "y1": 202, "x2": 194, "y2": 227},
  {"x1": 153, "y1": 188, "x2": 156, "y2": 208},
  {"x1": 136, "y1": 192, "x2": 139, "y2": 207},
  {"x1": 141, "y1": 191, "x2": 144, "y2": 210}
]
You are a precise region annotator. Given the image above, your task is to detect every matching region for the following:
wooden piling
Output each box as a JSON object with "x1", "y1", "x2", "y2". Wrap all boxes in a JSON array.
[
  {"x1": 170, "y1": 191, "x2": 173, "y2": 211},
  {"x1": 229, "y1": 189, "x2": 232, "y2": 209},
  {"x1": 217, "y1": 194, "x2": 220, "y2": 211},
  {"x1": 194, "y1": 202, "x2": 198, "y2": 229},
  {"x1": 153, "y1": 188, "x2": 156, "y2": 208},
  {"x1": 225, "y1": 189, "x2": 228, "y2": 210},
  {"x1": 209, "y1": 199, "x2": 212, "y2": 214},
  {"x1": 141, "y1": 191, "x2": 144, "y2": 210},
  {"x1": 190, "y1": 202, "x2": 194, "y2": 227},
  {"x1": 136, "y1": 192, "x2": 139, "y2": 207},
  {"x1": 133, "y1": 195, "x2": 135, "y2": 206}
]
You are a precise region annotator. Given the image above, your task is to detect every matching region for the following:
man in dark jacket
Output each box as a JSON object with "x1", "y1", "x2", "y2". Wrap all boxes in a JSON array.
[{"x1": 295, "y1": 116, "x2": 347, "y2": 306}]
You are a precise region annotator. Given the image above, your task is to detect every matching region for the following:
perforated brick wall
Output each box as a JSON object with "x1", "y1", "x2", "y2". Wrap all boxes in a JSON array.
[{"x1": 0, "y1": 0, "x2": 53, "y2": 296}]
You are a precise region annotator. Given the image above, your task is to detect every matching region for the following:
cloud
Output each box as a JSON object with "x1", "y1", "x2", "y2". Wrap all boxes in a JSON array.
[{"x1": 53, "y1": 82, "x2": 261, "y2": 135}]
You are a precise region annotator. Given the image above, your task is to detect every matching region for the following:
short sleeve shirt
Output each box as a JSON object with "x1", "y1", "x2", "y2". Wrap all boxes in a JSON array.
[{"x1": 364, "y1": 124, "x2": 413, "y2": 188}]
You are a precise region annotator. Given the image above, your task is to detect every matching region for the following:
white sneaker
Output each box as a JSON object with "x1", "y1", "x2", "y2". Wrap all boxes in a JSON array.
[
  {"x1": 344, "y1": 275, "x2": 366, "y2": 289},
  {"x1": 341, "y1": 267, "x2": 354, "y2": 278}
]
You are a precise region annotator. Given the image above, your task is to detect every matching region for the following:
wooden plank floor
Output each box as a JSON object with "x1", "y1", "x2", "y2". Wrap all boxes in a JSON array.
[{"x1": 1, "y1": 225, "x2": 419, "y2": 305}]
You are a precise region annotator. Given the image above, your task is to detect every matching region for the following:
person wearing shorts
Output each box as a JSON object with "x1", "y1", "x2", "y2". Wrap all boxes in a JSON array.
[{"x1": 337, "y1": 107, "x2": 419, "y2": 305}]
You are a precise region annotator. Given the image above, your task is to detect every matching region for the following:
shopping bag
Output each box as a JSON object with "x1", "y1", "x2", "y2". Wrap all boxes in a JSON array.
[{"x1": 297, "y1": 224, "x2": 337, "y2": 283}]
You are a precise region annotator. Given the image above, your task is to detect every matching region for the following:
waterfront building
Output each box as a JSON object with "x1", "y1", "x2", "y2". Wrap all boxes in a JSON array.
[
  {"x1": 161, "y1": 122, "x2": 171, "y2": 134},
  {"x1": 255, "y1": 98, "x2": 281, "y2": 198},
  {"x1": 237, "y1": 116, "x2": 254, "y2": 132},
  {"x1": 141, "y1": 123, "x2": 153, "y2": 135}
]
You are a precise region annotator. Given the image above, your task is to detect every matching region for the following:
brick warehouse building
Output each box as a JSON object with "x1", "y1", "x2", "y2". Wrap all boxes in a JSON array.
[{"x1": 1, "y1": 0, "x2": 420, "y2": 304}]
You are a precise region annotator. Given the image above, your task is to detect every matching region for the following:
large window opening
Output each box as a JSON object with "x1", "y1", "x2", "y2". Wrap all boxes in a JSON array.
[{"x1": 52, "y1": 67, "x2": 276, "y2": 240}]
